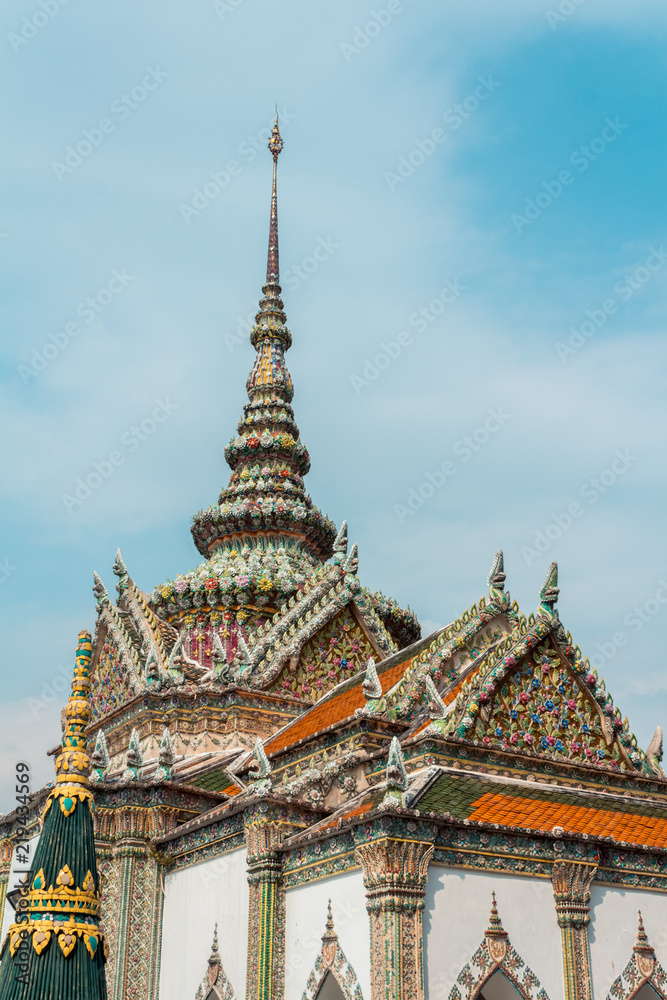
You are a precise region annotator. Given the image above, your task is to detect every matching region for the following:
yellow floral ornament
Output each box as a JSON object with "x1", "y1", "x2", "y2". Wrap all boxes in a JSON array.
[
  {"x1": 84, "y1": 932, "x2": 101, "y2": 958},
  {"x1": 9, "y1": 928, "x2": 23, "y2": 957},
  {"x1": 82, "y1": 870, "x2": 96, "y2": 893},
  {"x1": 57, "y1": 929, "x2": 76, "y2": 957},
  {"x1": 56, "y1": 864, "x2": 74, "y2": 888},
  {"x1": 32, "y1": 928, "x2": 51, "y2": 955},
  {"x1": 32, "y1": 868, "x2": 46, "y2": 892}
]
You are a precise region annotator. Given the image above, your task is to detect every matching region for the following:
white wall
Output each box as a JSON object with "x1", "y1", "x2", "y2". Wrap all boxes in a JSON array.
[
  {"x1": 0, "y1": 834, "x2": 40, "y2": 944},
  {"x1": 425, "y1": 868, "x2": 564, "y2": 1000},
  {"x1": 285, "y1": 871, "x2": 370, "y2": 1000},
  {"x1": 159, "y1": 847, "x2": 248, "y2": 1000},
  {"x1": 589, "y1": 885, "x2": 667, "y2": 1000}
]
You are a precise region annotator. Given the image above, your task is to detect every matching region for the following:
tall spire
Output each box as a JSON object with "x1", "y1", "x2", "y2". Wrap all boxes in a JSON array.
[
  {"x1": 266, "y1": 115, "x2": 283, "y2": 284},
  {"x1": 190, "y1": 114, "x2": 337, "y2": 592},
  {"x1": 0, "y1": 631, "x2": 108, "y2": 1000}
]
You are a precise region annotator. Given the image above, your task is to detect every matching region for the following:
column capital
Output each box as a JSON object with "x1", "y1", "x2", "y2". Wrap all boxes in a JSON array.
[
  {"x1": 243, "y1": 807, "x2": 296, "y2": 869},
  {"x1": 552, "y1": 860, "x2": 597, "y2": 928},
  {"x1": 356, "y1": 838, "x2": 434, "y2": 1000}
]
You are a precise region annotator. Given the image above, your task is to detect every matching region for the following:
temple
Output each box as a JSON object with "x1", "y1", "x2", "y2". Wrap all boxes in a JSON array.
[{"x1": 1, "y1": 118, "x2": 667, "y2": 1000}]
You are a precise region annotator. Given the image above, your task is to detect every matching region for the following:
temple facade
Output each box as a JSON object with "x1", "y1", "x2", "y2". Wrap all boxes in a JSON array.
[{"x1": 1, "y1": 119, "x2": 667, "y2": 1000}]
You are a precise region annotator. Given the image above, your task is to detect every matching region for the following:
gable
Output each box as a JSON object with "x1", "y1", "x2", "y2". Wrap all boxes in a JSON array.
[
  {"x1": 266, "y1": 603, "x2": 380, "y2": 701},
  {"x1": 90, "y1": 632, "x2": 139, "y2": 719},
  {"x1": 464, "y1": 637, "x2": 638, "y2": 771},
  {"x1": 365, "y1": 596, "x2": 514, "y2": 724}
]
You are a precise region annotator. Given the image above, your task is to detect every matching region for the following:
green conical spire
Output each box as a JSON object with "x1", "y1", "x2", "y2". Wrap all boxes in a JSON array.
[{"x1": 0, "y1": 631, "x2": 108, "y2": 1000}]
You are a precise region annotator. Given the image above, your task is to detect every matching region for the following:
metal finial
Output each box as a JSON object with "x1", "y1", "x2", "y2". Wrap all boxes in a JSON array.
[
  {"x1": 266, "y1": 114, "x2": 283, "y2": 283},
  {"x1": 268, "y1": 115, "x2": 284, "y2": 161}
]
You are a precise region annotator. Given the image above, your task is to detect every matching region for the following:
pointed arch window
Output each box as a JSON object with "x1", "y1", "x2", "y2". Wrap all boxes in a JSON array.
[
  {"x1": 194, "y1": 925, "x2": 237, "y2": 1000},
  {"x1": 448, "y1": 894, "x2": 549, "y2": 1000},
  {"x1": 607, "y1": 913, "x2": 667, "y2": 1000},
  {"x1": 301, "y1": 900, "x2": 364, "y2": 1000}
]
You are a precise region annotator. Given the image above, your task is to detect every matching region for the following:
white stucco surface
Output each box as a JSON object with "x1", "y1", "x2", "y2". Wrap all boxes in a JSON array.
[
  {"x1": 285, "y1": 871, "x2": 370, "y2": 1000},
  {"x1": 589, "y1": 885, "x2": 667, "y2": 1000},
  {"x1": 425, "y1": 868, "x2": 564, "y2": 1000},
  {"x1": 159, "y1": 847, "x2": 248, "y2": 1000},
  {"x1": 0, "y1": 834, "x2": 39, "y2": 943}
]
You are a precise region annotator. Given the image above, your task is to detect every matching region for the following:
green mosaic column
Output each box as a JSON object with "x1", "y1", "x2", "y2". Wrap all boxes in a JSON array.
[
  {"x1": 244, "y1": 807, "x2": 295, "y2": 1000},
  {"x1": 108, "y1": 842, "x2": 162, "y2": 1000},
  {"x1": 356, "y1": 839, "x2": 434, "y2": 1000},
  {"x1": 552, "y1": 860, "x2": 597, "y2": 1000}
]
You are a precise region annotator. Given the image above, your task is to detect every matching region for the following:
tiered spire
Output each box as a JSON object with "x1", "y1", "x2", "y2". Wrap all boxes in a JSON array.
[
  {"x1": 485, "y1": 892, "x2": 506, "y2": 940},
  {"x1": 634, "y1": 911, "x2": 655, "y2": 958},
  {"x1": 191, "y1": 114, "x2": 337, "y2": 597},
  {"x1": 0, "y1": 631, "x2": 107, "y2": 999}
]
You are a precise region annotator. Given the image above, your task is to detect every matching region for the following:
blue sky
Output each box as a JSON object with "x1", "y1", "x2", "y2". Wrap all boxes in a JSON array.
[{"x1": 2, "y1": 0, "x2": 667, "y2": 812}]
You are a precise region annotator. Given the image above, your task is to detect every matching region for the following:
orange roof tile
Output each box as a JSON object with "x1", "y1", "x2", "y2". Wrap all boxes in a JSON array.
[
  {"x1": 318, "y1": 799, "x2": 375, "y2": 832},
  {"x1": 467, "y1": 792, "x2": 667, "y2": 849},
  {"x1": 265, "y1": 658, "x2": 410, "y2": 756},
  {"x1": 220, "y1": 784, "x2": 241, "y2": 796}
]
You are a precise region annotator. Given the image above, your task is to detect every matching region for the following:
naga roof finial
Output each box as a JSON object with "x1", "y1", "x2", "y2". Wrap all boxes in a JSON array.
[
  {"x1": 647, "y1": 725, "x2": 664, "y2": 776},
  {"x1": 539, "y1": 561, "x2": 559, "y2": 616},
  {"x1": 362, "y1": 657, "x2": 382, "y2": 700},
  {"x1": 333, "y1": 520, "x2": 349, "y2": 560},
  {"x1": 248, "y1": 737, "x2": 272, "y2": 786},
  {"x1": 487, "y1": 549, "x2": 506, "y2": 594},
  {"x1": 91, "y1": 729, "x2": 110, "y2": 783},
  {"x1": 386, "y1": 736, "x2": 408, "y2": 793}
]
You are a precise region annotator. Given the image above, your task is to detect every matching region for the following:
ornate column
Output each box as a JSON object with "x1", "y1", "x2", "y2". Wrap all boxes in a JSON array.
[
  {"x1": 107, "y1": 841, "x2": 162, "y2": 1000},
  {"x1": 244, "y1": 805, "x2": 295, "y2": 1000},
  {"x1": 95, "y1": 801, "x2": 166, "y2": 1000},
  {"x1": 355, "y1": 838, "x2": 434, "y2": 1000},
  {"x1": 552, "y1": 860, "x2": 597, "y2": 1000}
]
